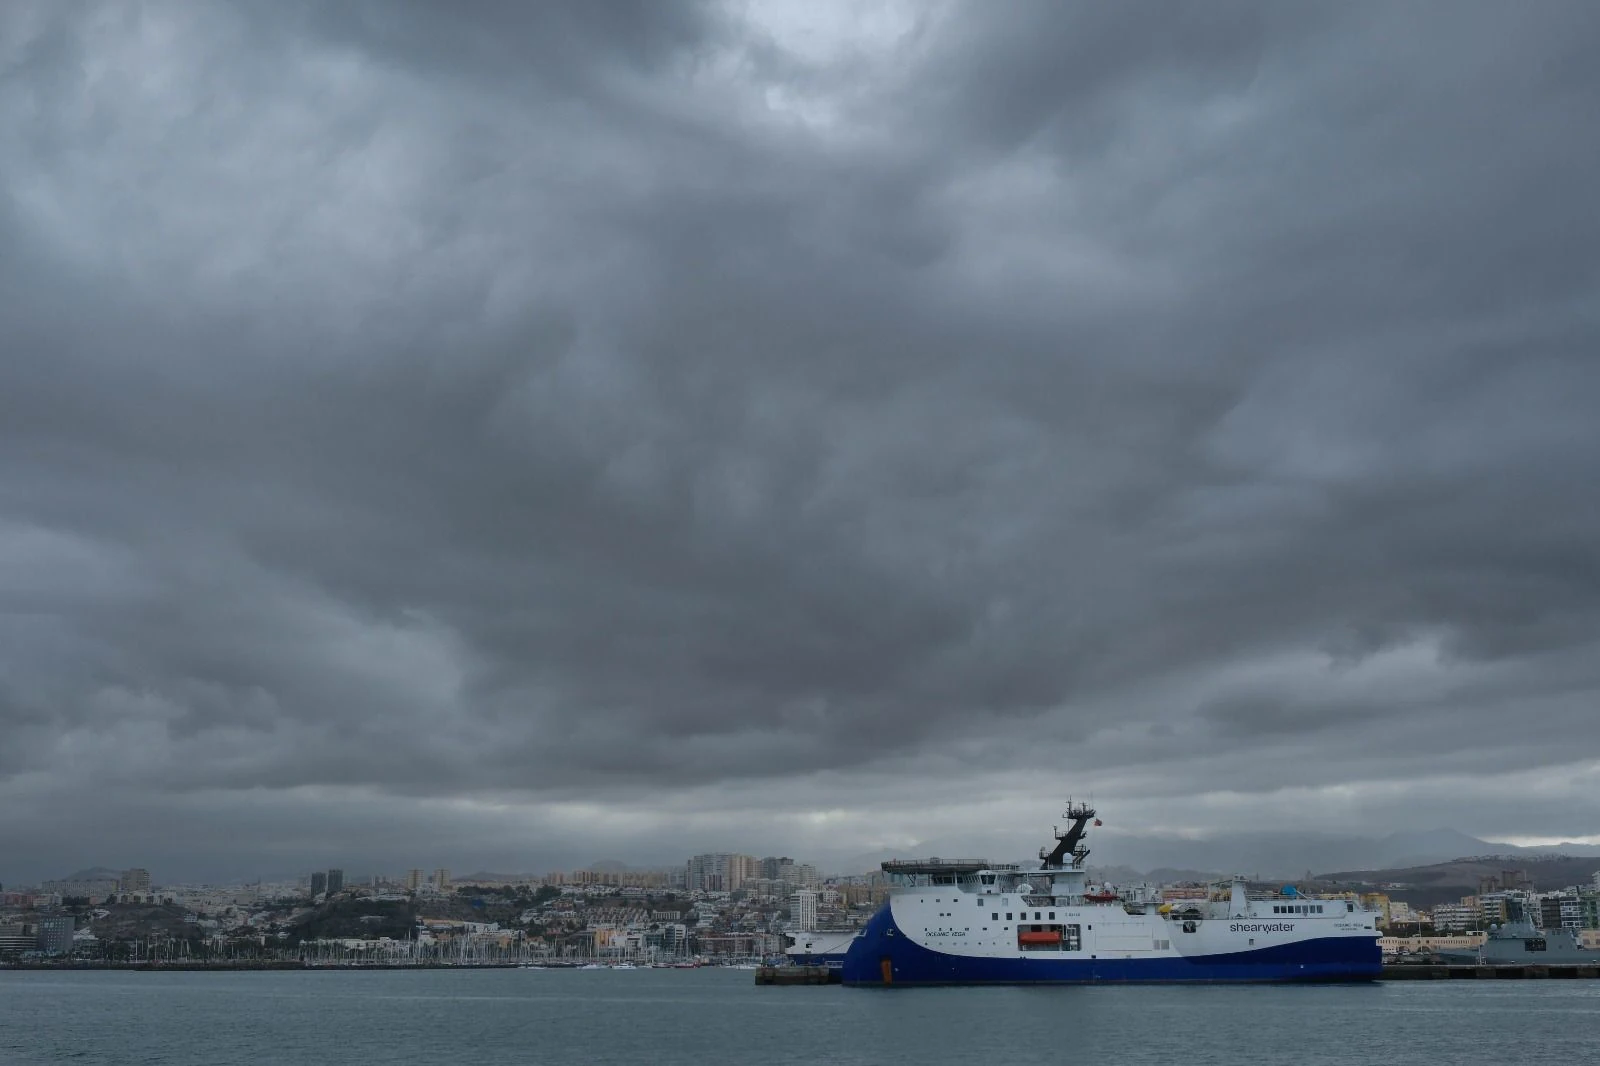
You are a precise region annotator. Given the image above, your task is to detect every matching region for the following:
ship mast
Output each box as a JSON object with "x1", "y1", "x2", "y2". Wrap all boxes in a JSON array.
[{"x1": 1040, "y1": 798, "x2": 1096, "y2": 870}]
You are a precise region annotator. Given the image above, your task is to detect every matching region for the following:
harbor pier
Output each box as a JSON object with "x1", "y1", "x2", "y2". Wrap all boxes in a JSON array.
[
  {"x1": 755, "y1": 965, "x2": 840, "y2": 985},
  {"x1": 1382, "y1": 963, "x2": 1600, "y2": 980}
]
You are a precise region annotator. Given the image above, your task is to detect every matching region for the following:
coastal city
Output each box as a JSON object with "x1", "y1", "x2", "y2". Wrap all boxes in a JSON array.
[
  {"x1": 2, "y1": 853, "x2": 858, "y2": 966},
  {"x1": 5, "y1": 850, "x2": 1600, "y2": 968}
]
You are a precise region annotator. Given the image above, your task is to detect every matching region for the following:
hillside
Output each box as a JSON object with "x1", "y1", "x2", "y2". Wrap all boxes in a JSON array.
[
  {"x1": 87, "y1": 902, "x2": 202, "y2": 942},
  {"x1": 1317, "y1": 855, "x2": 1600, "y2": 909}
]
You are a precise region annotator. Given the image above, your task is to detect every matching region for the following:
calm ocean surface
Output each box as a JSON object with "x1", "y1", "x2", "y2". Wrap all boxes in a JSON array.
[{"x1": 3, "y1": 968, "x2": 1598, "y2": 1065}]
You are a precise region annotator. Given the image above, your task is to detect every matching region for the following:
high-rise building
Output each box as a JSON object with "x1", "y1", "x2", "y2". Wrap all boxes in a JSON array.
[
  {"x1": 406, "y1": 869, "x2": 424, "y2": 893},
  {"x1": 37, "y1": 916, "x2": 75, "y2": 956},
  {"x1": 120, "y1": 868, "x2": 151, "y2": 895},
  {"x1": 777, "y1": 861, "x2": 819, "y2": 888},
  {"x1": 433, "y1": 869, "x2": 450, "y2": 892},
  {"x1": 686, "y1": 854, "x2": 761, "y2": 893},
  {"x1": 309, "y1": 871, "x2": 327, "y2": 898},
  {"x1": 326, "y1": 869, "x2": 345, "y2": 896},
  {"x1": 789, "y1": 889, "x2": 818, "y2": 932}
]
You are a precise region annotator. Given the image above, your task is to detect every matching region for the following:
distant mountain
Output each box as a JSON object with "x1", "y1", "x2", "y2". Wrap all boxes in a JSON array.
[
  {"x1": 453, "y1": 871, "x2": 536, "y2": 883},
  {"x1": 58, "y1": 866, "x2": 124, "y2": 882},
  {"x1": 1088, "y1": 864, "x2": 1225, "y2": 885},
  {"x1": 1369, "y1": 828, "x2": 1500, "y2": 867},
  {"x1": 836, "y1": 828, "x2": 1600, "y2": 883}
]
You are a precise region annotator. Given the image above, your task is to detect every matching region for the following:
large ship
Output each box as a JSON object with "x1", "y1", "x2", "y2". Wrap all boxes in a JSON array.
[{"x1": 839, "y1": 801, "x2": 1382, "y2": 986}]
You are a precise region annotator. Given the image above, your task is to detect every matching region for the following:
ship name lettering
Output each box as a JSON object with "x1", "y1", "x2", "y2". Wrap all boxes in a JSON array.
[{"x1": 1230, "y1": 922, "x2": 1294, "y2": 933}]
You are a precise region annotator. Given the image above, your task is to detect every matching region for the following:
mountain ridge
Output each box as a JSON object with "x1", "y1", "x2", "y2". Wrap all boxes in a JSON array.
[{"x1": 835, "y1": 829, "x2": 1600, "y2": 880}]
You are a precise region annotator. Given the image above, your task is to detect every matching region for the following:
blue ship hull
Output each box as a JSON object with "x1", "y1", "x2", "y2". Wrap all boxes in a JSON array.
[{"x1": 840, "y1": 906, "x2": 1382, "y2": 986}]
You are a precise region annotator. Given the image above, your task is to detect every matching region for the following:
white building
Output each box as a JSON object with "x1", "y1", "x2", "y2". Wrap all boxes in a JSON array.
[
  {"x1": 1432, "y1": 901, "x2": 1482, "y2": 931},
  {"x1": 789, "y1": 889, "x2": 818, "y2": 932}
]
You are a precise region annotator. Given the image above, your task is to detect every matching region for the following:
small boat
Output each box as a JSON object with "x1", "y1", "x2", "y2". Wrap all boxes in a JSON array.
[{"x1": 1084, "y1": 889, "x2": 1119, "y2": 903}]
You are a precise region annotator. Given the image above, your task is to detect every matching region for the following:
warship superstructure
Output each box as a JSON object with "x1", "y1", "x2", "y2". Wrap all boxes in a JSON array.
[{"x1": 1438, "y1": 921, "x2": 1597, "y2": 965}]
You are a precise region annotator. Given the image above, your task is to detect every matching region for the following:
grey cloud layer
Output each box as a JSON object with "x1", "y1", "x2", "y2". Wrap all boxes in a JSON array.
[{"x1": 3, "y1": 0, "x2": 1599, "y2": 881}]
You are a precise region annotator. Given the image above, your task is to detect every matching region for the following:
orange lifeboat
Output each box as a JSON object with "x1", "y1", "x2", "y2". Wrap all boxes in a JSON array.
[
  {"x1": 1084, "y1": 890, "x2": 1119, "y2": 903},
  {"x1": 1018, "y1": 930, "x2": 1062, "y2": 945}
]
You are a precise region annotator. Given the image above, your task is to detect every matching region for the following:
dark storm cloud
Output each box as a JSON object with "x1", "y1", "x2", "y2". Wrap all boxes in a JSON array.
[{"x1": 3, "y1": 0, "x2": 1600, "y2": 881}]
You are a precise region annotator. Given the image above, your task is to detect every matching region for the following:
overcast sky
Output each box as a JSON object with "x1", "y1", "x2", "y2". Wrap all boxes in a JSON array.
[{"x1": 3, "y1": 0, "x2": 1599, "y2": 885}]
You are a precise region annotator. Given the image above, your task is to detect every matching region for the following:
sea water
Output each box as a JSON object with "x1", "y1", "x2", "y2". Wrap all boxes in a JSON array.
[{"x1": 3, "y1": 968, "x2": 1598, "y2": 1065}]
